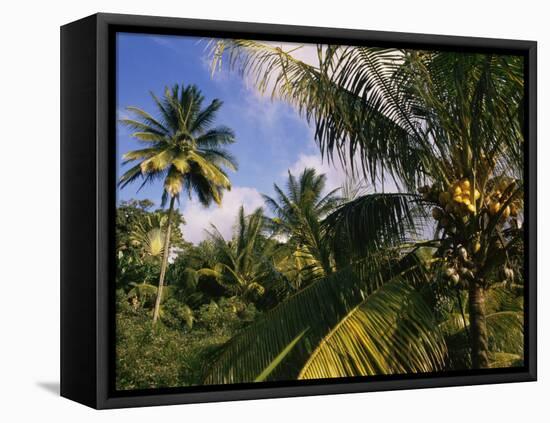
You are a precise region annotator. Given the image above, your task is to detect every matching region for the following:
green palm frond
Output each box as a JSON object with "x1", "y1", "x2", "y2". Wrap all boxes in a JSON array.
[
  {"x1": 323, "y1": 193, "x2": 426, "y2": 262},
  {"x1": 255, "y1": 330, "x2": 308, "y2": 382},
  {"x1": 129, "y1": 213, "x2": 168, "y2": 258},
  {"x1": 444, "y1": 297, "x2": 524, "y2": 369},
  {"x1": 204, "y1": 252, "x2": 428, "y2": 384},
  {"x1": 211, "y1": 41, "x2": 524, "y2": 191},
  {"x1": 298, "y1": 281, "x2": 446, "y2": 379},
  {"x1": 127, "y1": 282, "x2": 159, "y2": 301},
  {"x1": 264, "y1": 168, "x2": 340, "y2": 278},
  {"x1": 201, "y1": 206, "x2": 273, "y2": 299}
]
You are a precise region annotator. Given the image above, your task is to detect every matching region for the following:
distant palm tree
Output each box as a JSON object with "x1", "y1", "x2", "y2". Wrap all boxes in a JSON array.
[
  {"x1": 201, "y1": 206, "x2": 274, "y2": 301},
  {"x1": 263, "y1": 168, "x2": 340, "y2": 280},
  {"x1": 119, "y1": 83, "x2": 238, "y2": 323}
]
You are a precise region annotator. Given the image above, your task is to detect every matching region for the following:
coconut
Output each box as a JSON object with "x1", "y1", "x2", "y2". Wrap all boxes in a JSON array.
[
  {"x1": 453, "y1": 185, "x2": 462, "y2": 196},
  {"x1": 502, "y1": 205, "x2": 511, "y2": 219},
  {"x1": 489, "y1": 201, "x2": 501, "y2": 216},
  {"x1": 458, "y1": 247, "x2": 468, "y2": 261},
  {"x1": 460, "y1": 179, "x2": 471, "y2": 190},
  {"x1": 503, "y1": 267, "x2": 514, "y2": 281},
  {"x1": 444, "y1": 267, "x2": 456, "y2": 278},
  {"x1": 450, "y1": 274, "x2": 460, "y2": 285}
]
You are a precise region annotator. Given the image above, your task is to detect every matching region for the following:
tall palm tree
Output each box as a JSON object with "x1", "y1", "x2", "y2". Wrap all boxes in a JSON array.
[
  {"x1": 119, "y1": 83, "x2": 238, "y2": 323},
  {"x1": 208, "y1": 43, "x2": 524, "y2": 372},
  {"x1": 264, "y1": 168, "x2": 340, "y2": 280}
]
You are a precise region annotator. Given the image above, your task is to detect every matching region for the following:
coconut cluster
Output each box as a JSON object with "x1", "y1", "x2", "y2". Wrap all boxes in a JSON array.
[
  {"x1": 443, "y1": 244, "x2": 515, "y2": 289},
  {"x1": 483, "y1": 179, "x2": 520, "y2": 219},
  {"x1": 442, "y1": 246, "x2": 475, "y2": 288},
  {"x1": 419, "y1": 178, "x2": 480, "y2": 228},
  {"x1": 419, "y1": 178, "x2": 520, "y2": 228}
]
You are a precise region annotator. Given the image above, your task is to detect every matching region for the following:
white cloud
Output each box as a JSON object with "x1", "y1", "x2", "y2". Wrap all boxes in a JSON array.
[
  {"x1": 238, "y1": 88, "x2": 298, "y2": 129},
  {"x1": 179, "y1": 186, "x2": 265, "y2": 244},
  {"x1": 286, "y1": 152, "x2": 404, "y2": 194},
  {"x1": 286, "y1": 152, "x2": 353, "y2": 193}
]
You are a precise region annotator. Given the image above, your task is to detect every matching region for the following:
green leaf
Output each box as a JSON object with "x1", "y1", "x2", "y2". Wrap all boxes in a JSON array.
[
  {"x1": 298, "y1": 281, "x2": 446, "y2": 379},
  {"x1": 255, "y1": 329, "x2": 308, "y2": 382}
]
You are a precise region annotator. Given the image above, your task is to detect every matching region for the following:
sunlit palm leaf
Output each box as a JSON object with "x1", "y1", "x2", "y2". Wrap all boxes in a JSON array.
[
  {"x1": 204, "y1": 253, "x2": 428, "y2": 384},
  {"x1": 298, "y1": 281, "x2": 446, "y2": 379}
]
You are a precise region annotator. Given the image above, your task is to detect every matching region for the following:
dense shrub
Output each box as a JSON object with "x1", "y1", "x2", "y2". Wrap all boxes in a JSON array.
[{"x1": 115, "y1": 292, "x2": 260, "y2": 390}]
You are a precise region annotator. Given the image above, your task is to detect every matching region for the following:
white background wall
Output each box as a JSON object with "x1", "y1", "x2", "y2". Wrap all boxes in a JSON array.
[{"x1": 0, "y1": 0, "x2": 546, "y2": 420}]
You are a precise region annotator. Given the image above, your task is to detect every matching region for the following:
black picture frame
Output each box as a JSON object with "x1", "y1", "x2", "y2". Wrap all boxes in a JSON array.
[{"x1": 60, "y1": 12, "x2": 537, "y2": 409}]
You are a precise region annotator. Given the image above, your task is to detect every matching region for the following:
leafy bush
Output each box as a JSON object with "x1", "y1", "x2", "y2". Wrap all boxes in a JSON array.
[
  {"x1": 196, "y1": 297, "x2": 259, "y2": 335},
  {"x1": 115, "y1": 293, "x2": 260, "y2": 390}
]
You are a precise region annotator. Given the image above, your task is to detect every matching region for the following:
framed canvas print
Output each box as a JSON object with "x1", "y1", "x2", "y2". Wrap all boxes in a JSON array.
[{"x1": 60, "y1": 13, "x2": 537, "y2": 409}]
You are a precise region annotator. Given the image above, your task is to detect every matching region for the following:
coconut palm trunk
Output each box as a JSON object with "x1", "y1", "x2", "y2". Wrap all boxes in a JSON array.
[
  {"x1": 468, "y1": 281, "x2": 490, "y2": 368},
  {"x1": 152, "y1": 195, "x2": 176, "y2": 324}
]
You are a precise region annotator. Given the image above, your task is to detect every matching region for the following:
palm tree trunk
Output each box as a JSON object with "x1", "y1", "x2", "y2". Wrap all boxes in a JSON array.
[
  {"x1": 468, "y1": 281, "x2": 490, "y2": 369},
  {"x1": 152, "y1": 195, "x2": 176, "y2": 324}
]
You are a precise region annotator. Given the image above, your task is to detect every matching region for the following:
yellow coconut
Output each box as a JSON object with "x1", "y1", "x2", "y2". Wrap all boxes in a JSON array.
[
  {"x1": 502, "y1": 206, "x2": 511, "y2": 219},
  {"x1": 473, "y1": 241, "x2": 481, "y2": 254},
  {"x1": 452, "y1": 185, "x2": 462, "y2": 196},
  {"x1": 460, "y1": 179, "x2": 471, "y2": 190},
  {"x1": 489, "y1": 201, "x2": 501, "y2": 216},
  {"x1": 474, "y1": 189, "x2": 481, "y2": 200}
]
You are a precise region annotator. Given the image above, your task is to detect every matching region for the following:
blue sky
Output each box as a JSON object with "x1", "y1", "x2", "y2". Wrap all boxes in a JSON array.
[{"x1": 116, "y1": 33, "x2": 351, "y2": 243}]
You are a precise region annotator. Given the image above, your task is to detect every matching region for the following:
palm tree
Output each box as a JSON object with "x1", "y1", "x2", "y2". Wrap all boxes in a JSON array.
[
  {"x1": 263, "y1": 168, "x2": 340, "y2": 281},
  {"x1": 119, "y1": 83, "x2": 238, "y2": 323},
  {"x1": 208, "y1": 43, "x2": 524, "y2": 372},
  {"x1": 201, "y1": 206, "x2": 276, "y2": 301}
]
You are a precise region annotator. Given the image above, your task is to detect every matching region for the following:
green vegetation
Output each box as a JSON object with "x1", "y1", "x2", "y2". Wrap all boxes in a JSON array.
[{"x1": 116, "y1": 47, "x2": 525, "y2": 390}]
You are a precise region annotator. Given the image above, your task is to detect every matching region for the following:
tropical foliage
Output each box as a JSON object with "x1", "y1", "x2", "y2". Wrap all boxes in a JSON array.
[{"x1": 115, "y1": 42, "x2": 525, "y2": 390}]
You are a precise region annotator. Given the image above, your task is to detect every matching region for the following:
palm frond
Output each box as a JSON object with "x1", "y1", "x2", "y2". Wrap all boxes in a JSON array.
[
  {"x1": 204, "y1": 252, "x2": 427, "y2": 384},
  {"x1": 298, "y1": 280, "x2": 446, "y2": 378},
  {"x1": 323, "y1": 193, "x2": 425, "y2": 260}
]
